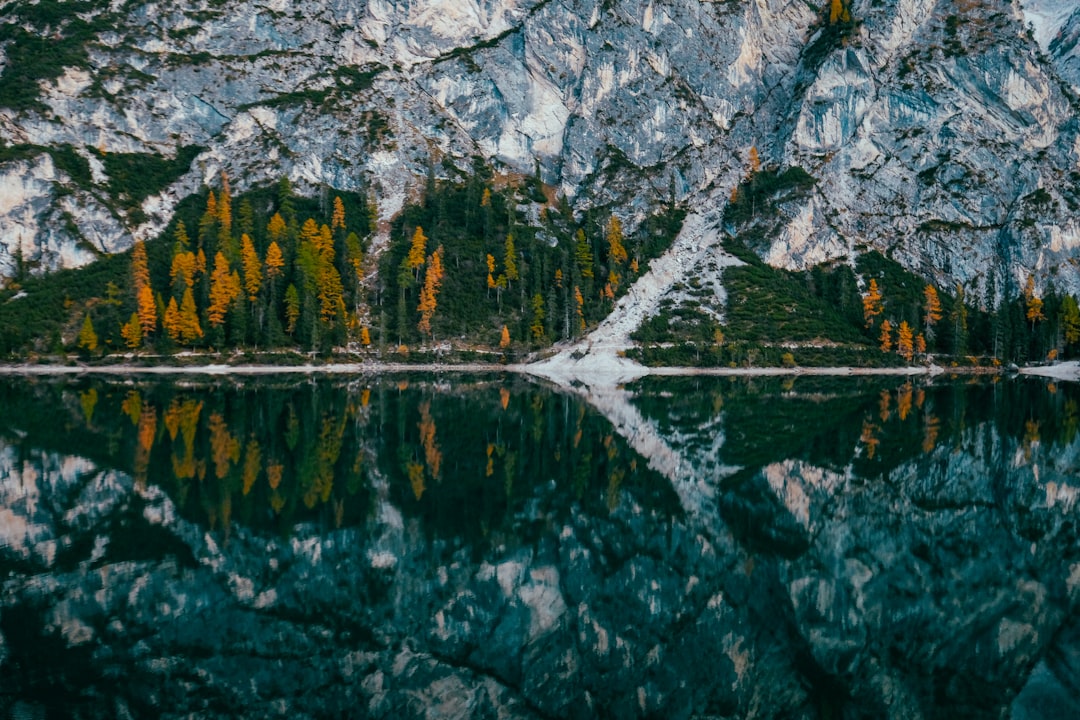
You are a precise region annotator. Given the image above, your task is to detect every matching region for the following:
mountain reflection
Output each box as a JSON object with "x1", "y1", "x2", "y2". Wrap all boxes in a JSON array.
[
  {"x1": 0, "y1": 374, "x2": 1077, "y2": 719},
  {"x1": 0, "y1": 375, "x2": 681, "y2": 542}
]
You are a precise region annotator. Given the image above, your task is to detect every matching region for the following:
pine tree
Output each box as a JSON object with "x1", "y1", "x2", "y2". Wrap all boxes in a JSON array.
[
  {"x1": 951, "y1": 283, "x2": 968, "y2": 354},
  {"x1": 175, "y1": 220, "x2": 191, "y2": 249},
  {"x1": 504, "y1": 234, "x2": 519, "y2": 284},
  {"x1": 574, "y1": 229, "x2": 594, "y2": 279},
  {"x1": 318, "y1": 261, "x2": 345, "y2": 327},
  {"x1": 530, "y1": 292, "x2": 545, "y2": 341},
  {"x1": 863, "y1": 279, "x2": 884, "y2": 327},
  {"x1": 1062, "y1": 295, "x2": 1080, "y2": 348},
  {"x1": 285, "y1": 284, "x2": 300, "y2": 334},
  {"x1": 499, "y1": 325, "x2": 511, "y2": 348}
]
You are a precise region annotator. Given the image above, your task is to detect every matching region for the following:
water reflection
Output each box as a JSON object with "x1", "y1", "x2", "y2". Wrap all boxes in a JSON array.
[
  {"x1": 0, "y1": 375, "x2": 680, "y2": 543},
  {"x1": 0, "y1": 374, "x2": 1077, "y2": 719}
]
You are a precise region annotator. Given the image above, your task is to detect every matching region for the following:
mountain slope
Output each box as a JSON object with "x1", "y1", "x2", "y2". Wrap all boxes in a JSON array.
[{"x1": 1, "y1": 0, "x2": 1079, "y2": 308}]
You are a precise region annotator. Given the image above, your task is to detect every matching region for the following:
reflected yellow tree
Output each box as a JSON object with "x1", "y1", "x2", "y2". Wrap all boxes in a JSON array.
[
  {"x1": 80, "y1": 388, "x2": 98, "y2": 425},
  {"x1": 897, "y1": 383, "x2": 913, "y2": 421},
  {"x1": 860, "y1": 420, "x2": 880, "y2": 460},
  {"x1": 922, "y1": 414, "x2": 940, "y2": 453},
  {"x1": 242, "y1": 439, "x2": 262, "y2": 495}
]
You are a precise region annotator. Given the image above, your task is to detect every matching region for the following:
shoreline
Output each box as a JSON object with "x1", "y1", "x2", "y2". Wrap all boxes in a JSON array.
[{"x1": 0, "y1": 359, "x2": 1061, "y2": 380}]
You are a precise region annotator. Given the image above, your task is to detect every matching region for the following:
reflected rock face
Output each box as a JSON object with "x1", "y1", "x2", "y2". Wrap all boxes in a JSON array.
[{"x1": 0, "y1": 376, "x2": 1078, "y2": 718}]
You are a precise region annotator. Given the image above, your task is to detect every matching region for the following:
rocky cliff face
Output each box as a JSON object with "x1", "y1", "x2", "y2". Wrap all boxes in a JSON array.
[{"x1": 1, "y1": 0, "x2": 1079, "y2": 301}]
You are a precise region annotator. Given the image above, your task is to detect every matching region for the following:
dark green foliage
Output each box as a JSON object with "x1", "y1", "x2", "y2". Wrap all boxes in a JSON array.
[
  {"x1": 239, "y1": 64, "x2": 386, "y2": 112},
  {"x1": 0, "y1": 1, "x2": 115, "y2": 112},
  {"x1": 0, "y1": 253, "x2": 129, "y2": 357},
  {"x1": 724, "y1": 166, "x2": 816, "y2": 228},
  {"x1": 724, "y1": 262, "x2": 866, "y2": 344},
  {"x1": 95, "y1": 146, "x2": 205, "y2": 221},
  {"x1": 378, "y1": 165, "x2": 682, "y2": 348},
  {"x1": 0, "y1": 143, "x2": 90, "y2": 187}
]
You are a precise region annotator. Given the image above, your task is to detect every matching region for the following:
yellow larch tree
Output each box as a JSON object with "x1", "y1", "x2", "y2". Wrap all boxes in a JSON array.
[
  {"x1": 163, "y1": 297, "x2": 181, "y2": 342},
  {"x1": 208, "y1": 252, "x2": 241, "y2": 327},
  {"x1": 267, "y1": 212, "x2": 287, "y2": 245},
  {"x1": 923, "y1": 285, "x2": 942, "y2": 337},
  {"x1": 137, "y1": 284, "x2": 157, "y2": 338},
  {"x1": 121, "y1": 312, "x2": 142, "y2": 349},
  {"x1": 417, "y1": 246, "x2": 444, "y2": 336},
  {"x1": 863, "y1": 279, "x2": 884, "y2": 327},
  {"x1": 406, "y1": 226, "x2": 428, "y2": 280},
  {"x1": 78, "y1": 314, "x2": 98, "y2": 352},
  {"x1": 499, "y1": 325, "x2": 511, "y2": 348},
  {"x1": 575, "y1": 229, "x2": 594, "y2": 279},
  {"x1": 1024, "y1": 274, "x2": 1045, "y2": 329},
  {"x1": 217, "y1": 172, "x2": 232, "y2": 232},
  {"x1": 504, "y1": 234, "x2": 519, "y2": 284},
  {"x1": 332, "y1": 196, "x2": 346, "y2": 232},
  {"x1": 897, "y1": 320, "x2": 914, "y2": 362},
  {"x1": 486, "y1": 253, "x2": 497, "y2": 290},
  {"x1": 829, "y1": 0, "x2": 850, "y2": 24},
  {"x1": 265, "y1": 241, "x2": 285, "y2": 281},
  {"x1": 879, "y1": 319, "x2": 893, "y2": 352},
  {"x1": 574, "y1": 285, "x2": 585, "y2": 332},
  {"x1": 178, "y1": 287, "x2": 203, "y2": 344},
  {"x1": 240, "y1": 234, "x2": 262, "y2": 302},
  {"x1": 606, "y1": 216, "x2": 628, "y2": 267},
  {"x1": 132, "y1": 240, "x2": 150, "y2": 293},
  {"x1": 171, "y1": 251, "x2": 198, "y2": 289}
]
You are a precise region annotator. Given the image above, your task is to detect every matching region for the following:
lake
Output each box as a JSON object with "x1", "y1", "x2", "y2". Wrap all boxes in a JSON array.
[{"x1": 0, "y1": 373, "x2": 1077, "y2": 718}]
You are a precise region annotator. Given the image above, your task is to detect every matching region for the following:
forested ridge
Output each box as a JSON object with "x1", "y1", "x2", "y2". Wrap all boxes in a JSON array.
[
  {"x1": 0, "y1": 162, "x2": 1076, "y2": 367},
  {"x1": 0, "y1": 163, "x2": 683, "y2": 359}
]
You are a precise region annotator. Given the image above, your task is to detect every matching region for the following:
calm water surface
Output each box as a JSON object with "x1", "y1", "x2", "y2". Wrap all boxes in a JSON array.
[{"x1": 0, "y1": 374, "x2": 1077, "y2": 718}]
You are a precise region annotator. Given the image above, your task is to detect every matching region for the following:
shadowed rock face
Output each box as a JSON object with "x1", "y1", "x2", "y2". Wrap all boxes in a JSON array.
[
  {"x1": 0, "y1": 375, "x2": 1078, "y2": 718},
  {"x1": 1, "y1": 0, "x2": 1080, "y2": 297}
]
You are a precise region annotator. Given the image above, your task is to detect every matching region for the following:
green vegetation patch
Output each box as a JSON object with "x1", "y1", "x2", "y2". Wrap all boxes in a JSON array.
[
  {"x1": 94, "y1": 146, "x2": 205, "y2": 221},
  {"x1": 0, "y1": 0, "x2": 116, "y2": 112}
]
